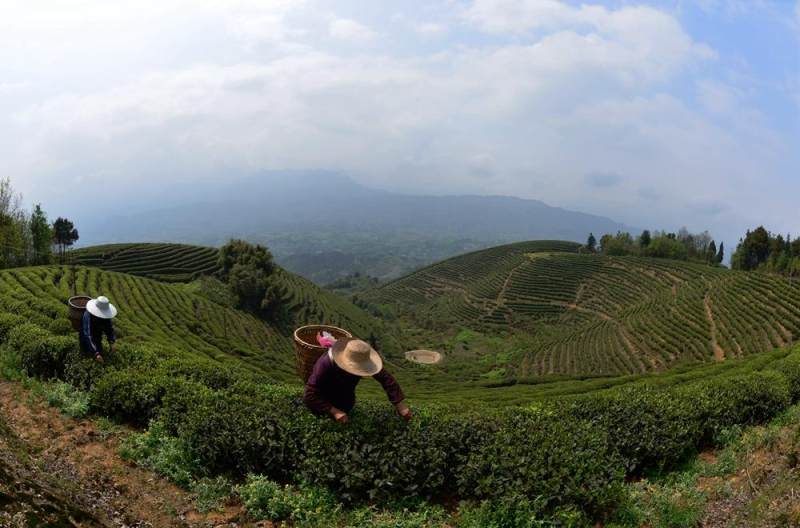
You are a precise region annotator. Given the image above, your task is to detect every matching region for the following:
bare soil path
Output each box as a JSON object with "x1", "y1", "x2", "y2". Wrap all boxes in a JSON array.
[
  {"x1": 704, "y1": 292, "x2": 726, "y2": 361},
  {"x1": 0, "y1": 382, "x2": 254, "y2": 528}
]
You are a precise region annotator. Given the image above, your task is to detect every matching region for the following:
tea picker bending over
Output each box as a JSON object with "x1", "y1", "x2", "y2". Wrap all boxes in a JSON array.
[
  {"x1": 80, "y1": 296, "x2": 118, "y2": 364},
  {"x1": 304, "y1": 338, "x2": 412, "y2": 424}
]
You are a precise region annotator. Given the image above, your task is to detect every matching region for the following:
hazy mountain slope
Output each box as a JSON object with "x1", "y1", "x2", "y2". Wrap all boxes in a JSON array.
[
  {"x1": 79, "y1": 172, "x2": 628, "y2": 245},
  {"x1": 363, "y1": 241, "x2": 800, "y2": 378},
  {"x1": 73, "y1": 172, "x2": 630, "y2": 282}
]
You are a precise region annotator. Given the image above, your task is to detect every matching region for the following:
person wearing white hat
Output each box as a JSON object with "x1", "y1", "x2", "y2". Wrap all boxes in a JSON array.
[
  {"x1": 304, "y1": 338, "x2": 411, "y2": 424},
  {"x1": 79, "y1": 296, "x2": 118, "y2": 364}
]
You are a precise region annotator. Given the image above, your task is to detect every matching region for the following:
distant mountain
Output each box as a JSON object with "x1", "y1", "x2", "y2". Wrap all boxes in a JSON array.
[{"x1": 76, "y1": 171, "x2": 632, "y2": 282}]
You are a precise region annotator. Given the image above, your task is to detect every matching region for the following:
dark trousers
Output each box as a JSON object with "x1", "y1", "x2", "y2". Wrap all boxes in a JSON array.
[{"x1": 79, "y1": 335, "x2": 104, "y2": 357}]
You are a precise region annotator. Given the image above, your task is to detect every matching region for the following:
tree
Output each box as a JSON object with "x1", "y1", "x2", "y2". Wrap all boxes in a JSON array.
[
  {"x1": 599, "y1": 231, "x2": 634, "y2": 256},
  {"x1": 706, "y1": 240, "x2": 717, "y2": 264},
  {"x1": 218, "y1": 239, "x2": 285, "y2": 321},
  {"x1": 715, "y1": 242, "x2": 724, "y2": 265},
  {"x1": 586, "y1": 233, "x2": 597, "y2": 253},
  {"x1": 639, "y1": 230, "x2": 651, "y2": 249},
  {"x1": 732, "y1": 226, "x2": 770, "y2": 271},
  {"x1": 218, "y1": 239, "x2": 276, "y2": 280},
  {"x1": 52, "y1": 217, "x2": 79, "y2": 262},
  {"x1": 29, "y1": 204, "x2": 52, "y2": 265},
  {"x1": 0, "y1": 177, "x2": 27, "y2": 268},
  {"x1": 645, "y1": 236, "x2": 688, "y2": 260}
]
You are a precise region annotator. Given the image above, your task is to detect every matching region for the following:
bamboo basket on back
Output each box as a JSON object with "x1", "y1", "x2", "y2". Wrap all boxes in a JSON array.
[
  {"x1": 293, "y1": 324, "x2": 353, "y2": 382},
  {"x1": 67, "y1": 296, "x2": 92, "y2": 331}
]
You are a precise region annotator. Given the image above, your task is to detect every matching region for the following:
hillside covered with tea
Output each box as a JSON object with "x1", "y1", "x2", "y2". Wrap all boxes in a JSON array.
[{"x1": 364, "y1": 240, "x2": 800, "y2": 379}]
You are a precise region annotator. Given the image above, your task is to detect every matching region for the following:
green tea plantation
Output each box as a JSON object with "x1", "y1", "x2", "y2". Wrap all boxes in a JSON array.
[
  {"x1": 5, "y1": 241, "x2": 800, "y2": 525},
  {"x1": 364, "y1": 240, "x2": 800, "y2": 380}
]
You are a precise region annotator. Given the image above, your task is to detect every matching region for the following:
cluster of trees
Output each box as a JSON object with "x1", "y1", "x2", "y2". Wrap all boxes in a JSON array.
[
  {"x1": 217, "y1": 239, "x2": 287, "y2": 321},
  {"x1": 585, "y1": 227, "x2": 724, "y2": 264},
  {"x1": 0, "y1": 178, "x2": 79, "y2": 268},
  {"x1": 732, "y1": 226, "x2": 800, "y2": 276}
]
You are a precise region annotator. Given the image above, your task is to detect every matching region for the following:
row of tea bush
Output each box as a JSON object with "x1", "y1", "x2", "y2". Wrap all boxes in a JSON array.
[{"x1": 4, "y1": 304, "x2": 800, "y2": 522}]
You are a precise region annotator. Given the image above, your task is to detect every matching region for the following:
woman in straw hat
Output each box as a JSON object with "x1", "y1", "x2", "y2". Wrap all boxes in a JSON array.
[
  {"x1": 304, "y1": 338, "x2": 411, "y2": 424},
  {"x1": 79, "y1": 296, "x2": 118, "y2": 364}
]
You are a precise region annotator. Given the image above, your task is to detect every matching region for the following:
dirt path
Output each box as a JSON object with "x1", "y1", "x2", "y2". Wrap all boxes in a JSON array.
[
  {"x1": 704, "y1": 292, "x2": 725, "y2": 361},
  {"x1": 0, "y1": 382, "x2": 249, "y2": 528},
  {"x1": 550, "y1": 300, "x2": 612, "y2": 321},
  {"x1": 495, "y1": 259, "x2": 530, "y2": 307}
]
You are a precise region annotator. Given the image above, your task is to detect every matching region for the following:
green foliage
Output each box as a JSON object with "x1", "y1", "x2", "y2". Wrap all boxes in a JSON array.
[
  {"x1": 30, "y1": 204, "x2": 53, "y2": 265},
  {"x1": 191, "y1": 476, "x2": 232, "y2": 514},
  {"x1": 237, "y1": 475, "x2": 341, "y2": 527},
  {"x1": 585, "y1": 232, "x2": 597, "y2": 252},
  {"x1": 52, "y1": 216, "x2": 79, "y2": 262},
  {"x1": 346, "y1": 501, "x2": 448, "y2": 528},
  {"x1": 0, "y1": 345, "x2": 21, "y2": 381},
  {"x1": 639, "y1": 229, "x2": 651, "y2": 248},
  {"x1": 91, "y1": 368, "x2": 180, "y2": 426},
  {"x1": 0, "y1": 177, "x2": 30, "y2": 269},
  {"x1": 457, "y1": 497, "x2": 586, "y2": 528},
  {"x1": 600, "y1": 232, "x2": 635, "y2": 256},
  {"x1": 40, "y1": 380, "x2": 90, "y2": 418},
  {"x1": 593, "y1": 228, "x2": 715, "y2": 263},
  {"x1": 218, "y1": 239, "x2": 287, "y2": 319},
  {"x1": 9, "y1": 323, "x2": 74, "y2": 380},
  {"x1": 218, "y1": 239, "x2": 275, "y2": 278},
  {"x1": 732, "y1": 226, "x2": 800, "y2": 276},
  {"x1": 119, "y1": 420, "x2": 200, "y2": 488},
  {"x1": 645, "y1": 236, "x2": 689, "y2": 260}
]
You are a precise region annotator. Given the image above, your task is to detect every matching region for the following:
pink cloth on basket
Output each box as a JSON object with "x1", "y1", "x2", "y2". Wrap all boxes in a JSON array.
[{"x1": 316, "y1": 332, "x2": 336, "y2": 348}]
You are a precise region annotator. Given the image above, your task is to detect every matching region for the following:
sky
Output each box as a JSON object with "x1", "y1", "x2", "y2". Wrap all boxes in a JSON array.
[{"x1": 2, "y1": 0, "x2": 799, "y2": 246}]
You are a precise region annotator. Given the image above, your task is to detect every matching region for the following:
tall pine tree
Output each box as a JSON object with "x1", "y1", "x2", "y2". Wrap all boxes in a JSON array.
[{"x1": 30, "y1": 204, "x2": 52, "y2": 265}]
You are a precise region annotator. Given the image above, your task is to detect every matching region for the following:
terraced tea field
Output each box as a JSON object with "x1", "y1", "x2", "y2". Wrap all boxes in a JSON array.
[
  {"x1": 72, "y1": 243, "x2": 394, "y2": 354},
  {"x1": 365, "y1": 241, "x2": 800, "y2": 378},
  {"x1": 73, "y1": 243, "x2": 219, "y2": 283},
  {"x1": 0, "y1": 265, "x2": 303, "y2": 380}
]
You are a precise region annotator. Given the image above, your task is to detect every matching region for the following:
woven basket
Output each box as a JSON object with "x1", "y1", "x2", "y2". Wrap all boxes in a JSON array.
[
  {"x1": 293, "y1": 324, "x2": 353, "y2": 383},
  {"x1": 67, "y1": 296, "x2": 92, "y2": 331}
]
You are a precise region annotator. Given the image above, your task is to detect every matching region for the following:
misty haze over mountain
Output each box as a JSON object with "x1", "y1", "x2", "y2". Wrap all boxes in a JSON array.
[{"x1": 76, "y1": 172, "x2": 631, "y2": 282}]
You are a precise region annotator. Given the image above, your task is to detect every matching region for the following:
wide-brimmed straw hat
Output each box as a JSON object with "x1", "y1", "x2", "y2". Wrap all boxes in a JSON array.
[
  {"x1": 86, "y1": 296, "x2": 118, "y2": 319},
  {"x1": 331, "y1": 338, "x2": 383, "y2": 377}
]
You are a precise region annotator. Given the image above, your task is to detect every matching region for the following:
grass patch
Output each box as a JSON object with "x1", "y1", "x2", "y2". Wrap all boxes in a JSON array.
[
  {"x1": 191, "y1": 476, "x2": 232, "y2": 514},
  {"x1": 119, "y1": 420, "x2": 200, "y2": 488}
]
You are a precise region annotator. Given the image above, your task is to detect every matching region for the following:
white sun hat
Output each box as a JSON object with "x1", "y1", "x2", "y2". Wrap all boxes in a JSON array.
[
  {"x1": 331, "y1": 338, "x2": 383, "y2": 377},
  {"x1": 86, "y1": 296, "x2": 118, "y2": 319}
]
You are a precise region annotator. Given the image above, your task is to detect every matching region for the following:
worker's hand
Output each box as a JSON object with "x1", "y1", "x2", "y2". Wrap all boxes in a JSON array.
[
  {"x1": 330, "y1": 407, "x2": 349, "y2": 424},
  {"x1": 94, "y1": 353, "x2": 105, "y2": 364},
  {"x1": 396, "y1": 401, "x2": 412, "y2": 422}
]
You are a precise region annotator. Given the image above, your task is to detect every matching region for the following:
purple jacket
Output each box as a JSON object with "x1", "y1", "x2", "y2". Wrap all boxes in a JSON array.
[{"x1": 303, "y1": 352, "x2": 405, "y2": 415}]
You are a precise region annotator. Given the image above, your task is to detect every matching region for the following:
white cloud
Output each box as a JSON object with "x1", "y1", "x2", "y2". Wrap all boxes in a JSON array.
[
  {"x1": 463, "y1": 0, "x2": 714, "y2": 83},
  {"x1": 412, "y1": 22, "x2": 448, "y2": 37},
  {"x1": 328, "y1": 17, "x2": 377, "y2": 41},
  {"x1": 696, "y1": 79, "x2": 740, "y2": 114},
  {"x1": 2, "y1": 0, "x2": 797, "y2": 242},
  {"x1": 795, "y1": 0, "x2": 800, "y2": 29}
]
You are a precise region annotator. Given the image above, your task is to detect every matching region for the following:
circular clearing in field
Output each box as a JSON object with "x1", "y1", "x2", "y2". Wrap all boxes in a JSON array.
[{"x1": 405, "y1": 350, "x2": 443, "y2": 365}]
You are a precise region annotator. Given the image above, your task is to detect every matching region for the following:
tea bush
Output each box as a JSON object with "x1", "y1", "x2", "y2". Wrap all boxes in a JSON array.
[
  {"x1": 10, "y1": 324, "x2": 74, "y2": 380},
  {"x1": 237, "y1": 475, "x2": 341, "y2": 527},
  {"x1": 91, "y1": 368, "x2": 180, "y2": 427}
]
